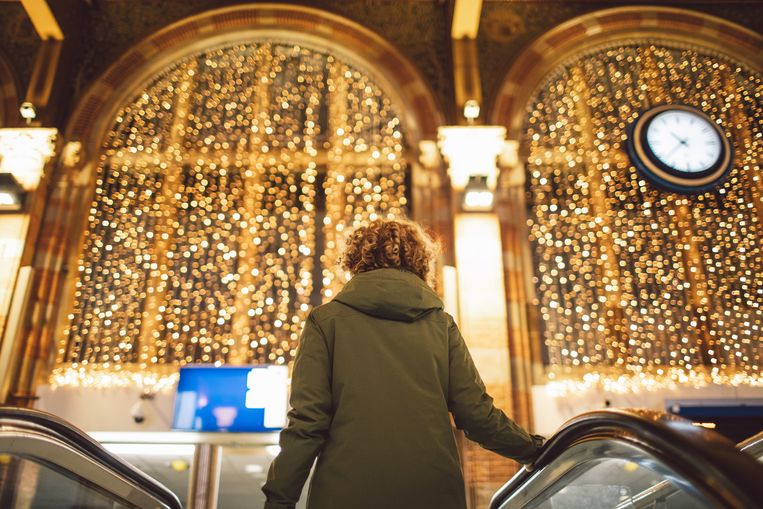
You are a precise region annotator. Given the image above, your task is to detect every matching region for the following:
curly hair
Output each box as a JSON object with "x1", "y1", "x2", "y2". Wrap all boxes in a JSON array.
[{"x1": 341, "y1": 219, "x2": 439, "y2": 287}]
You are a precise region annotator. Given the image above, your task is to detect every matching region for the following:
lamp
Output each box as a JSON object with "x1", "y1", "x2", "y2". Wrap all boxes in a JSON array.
[
  {"x1": 437, "y1": 125, "x2": 506, "y2": 191},
  {"x1": 0, "y1": 127, "x2": 57, "y2": 190},
  {"x1": 19, "y1": 102, "x2": 37, "y2": 122},
  {"x1": 463, "y1": 99, "x2": 480, "y2": 121},
  {"x1": 0, "y1": 174, "x2": 26, "y2": 212},
  {"x1": 462, "y1": 175, "x2": 494, "y2": 211}
]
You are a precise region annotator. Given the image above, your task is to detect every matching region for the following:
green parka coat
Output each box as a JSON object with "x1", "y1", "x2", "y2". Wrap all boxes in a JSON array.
[{"x1": 263, "y1": 268, "x2": 543, "y2": 509}]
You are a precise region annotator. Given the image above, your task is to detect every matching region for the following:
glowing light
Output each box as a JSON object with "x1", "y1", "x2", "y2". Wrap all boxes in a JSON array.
[
  {"x1": 437, "y1": 125, "x2": 506, "y2": 190},
  {"x1": 463, "y1": 100, "x2": 480, "y2": 120},
  {"x1": 53, "y1": 41, "x2": 407, "y2": 388},
  {"x1": 0, "y1": 128, "x2": 57, "y2": 190},
  {"x1": 245, "y1": 463, "x2": 265, "y2": 474},
  {"x1": 527, "y1": 43, "x2": 762, "y2": 391},
  {"x1": 170, "y1": 459, "x2": 190, "y2": 471},
  {"x1": 103, "y1": 443, "x2": 195, "y2": 457},
  {"x1": 464, "y1": 191, "x2": 493, "y2": 209}
]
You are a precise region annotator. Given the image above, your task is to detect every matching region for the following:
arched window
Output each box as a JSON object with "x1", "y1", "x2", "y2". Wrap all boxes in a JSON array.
[
  {"x1": 55, "y1": 40, "x2": 408, "y2": 384},
  {"x1": 523, "y1": 41, "x2": 762, "y2": 390}
]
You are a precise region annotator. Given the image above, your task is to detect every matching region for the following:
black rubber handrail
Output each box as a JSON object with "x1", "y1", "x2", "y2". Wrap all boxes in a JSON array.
[
  {"x1": 610, "y1": 428, "x2": 763, "y2": 509},
  {"x1": 489, "y1": 408, "x2": 763, "y2": 509},
  {"x1": 0, "y1": 406, "x2": 182, "y2": 509}
]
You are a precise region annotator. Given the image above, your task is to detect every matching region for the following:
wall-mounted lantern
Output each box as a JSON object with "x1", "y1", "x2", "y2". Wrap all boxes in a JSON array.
[{"x1": 462, "y1": 175, "x2": 494, "y2": 211}]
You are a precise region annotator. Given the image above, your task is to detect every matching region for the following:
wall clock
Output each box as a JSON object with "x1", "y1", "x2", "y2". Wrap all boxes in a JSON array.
[{"x1": 627, "y1": 104, "x2": 732, "y2": 193}]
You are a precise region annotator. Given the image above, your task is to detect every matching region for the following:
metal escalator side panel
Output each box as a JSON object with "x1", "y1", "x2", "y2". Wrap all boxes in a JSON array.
[
  {"x1": 0, "y1": 427, "x2": 166, "y2": 508},
  {"x1": 492, "y1": 439, "x2": 714, "y2": 509},
  {"x1": 0, "y1": 407, "x2": 182, "y2": 509},
  {"x1": 618, "y1": 429, "x2": 763, "y2": 509},
  {"x1": 489, "y1": 409, "x2": 763, "y2": 509}
]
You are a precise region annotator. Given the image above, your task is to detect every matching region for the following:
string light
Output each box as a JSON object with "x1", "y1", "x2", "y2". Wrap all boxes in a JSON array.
[
  {"x1": 320, "y1": 57, "x2": 407, "y2": 299},
  {"x1": 526, "y1": 43, "x2": 762, "y2": 394},
  {"x1": 52, "y1": 41, "x2": 407, "y2": 388}
]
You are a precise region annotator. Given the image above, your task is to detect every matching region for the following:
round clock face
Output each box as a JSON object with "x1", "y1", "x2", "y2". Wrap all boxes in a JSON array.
[
  {"x1": 627, "y1": 104, "x2": 732, "y2": 193},
  {"x1": 645, "y1": 109, "x2": 722, "y2": 173}
]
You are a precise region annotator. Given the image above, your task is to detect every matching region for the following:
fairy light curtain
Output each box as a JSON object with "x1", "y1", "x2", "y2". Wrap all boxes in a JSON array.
[
  {"x1": 525, "y1": 43, "x2": 762, "y2": 392},
  {"x1": 54, "y1": 42, "x2": 406, "y2": 387}
]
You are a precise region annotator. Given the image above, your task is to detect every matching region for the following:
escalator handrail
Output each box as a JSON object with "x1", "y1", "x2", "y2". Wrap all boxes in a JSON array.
[
  {"x1": 0, "y1": 406, "x2": 182, "y2": 509},
  {"x1": 613, "y1": 429, "x2": 763, "y2": 509},
  {"x1": 738, "y1": 430, "x2": 763, "y2": 458},
  {"x1": 489, "y1": 408, "x2": 763, "y2": 509}
]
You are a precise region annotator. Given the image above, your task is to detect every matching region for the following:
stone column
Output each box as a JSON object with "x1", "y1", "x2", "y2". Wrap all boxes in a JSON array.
[
  {"x1": 454, "y1": 212, "x2": 517, "y2": 508},
  {"x1": 495, "y1": 160, "x2": 539, "y2": 431},
  {"x1": 0, "y1": 129, "x2": 61, "y2": 407}
]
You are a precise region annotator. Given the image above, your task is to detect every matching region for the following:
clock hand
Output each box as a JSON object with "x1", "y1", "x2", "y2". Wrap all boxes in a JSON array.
[
  {"x1": 665, "y1": 142, "x2": 683, "y2": 159},
  {"x1": 670, "y1": 132, "x2": 687, "y2": 146}
]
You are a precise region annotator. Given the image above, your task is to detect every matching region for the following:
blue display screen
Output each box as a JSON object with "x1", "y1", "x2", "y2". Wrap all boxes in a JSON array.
[{"x1": 172, "y1": 365, "x2": 289, "y2": 432}]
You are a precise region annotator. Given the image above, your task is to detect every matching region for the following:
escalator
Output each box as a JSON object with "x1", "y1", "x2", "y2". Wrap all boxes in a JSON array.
[
  {"x1": 490, "y1": 409, "x2": 763, "y2": 509},
  {"x1": 1, "y1": 407, "x2": 761, "y2": 508},
  {"x1": 0, "y1": 407, "x2": 181, "y2": 509}
]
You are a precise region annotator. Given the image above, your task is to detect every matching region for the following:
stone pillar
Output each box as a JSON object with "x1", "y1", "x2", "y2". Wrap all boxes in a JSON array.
[
  {"x1": 0, "y1": 130, "x2": 62, "y2": 407},
  {"x1": 454, "y1": 212, "x2": 517, "y2": 508},
  {"x1": 413, "y1": 141, "x2": 454, "y2": 269},
  {"x1": 496, "y1": 161, "x2": 539, "y2": 431}
]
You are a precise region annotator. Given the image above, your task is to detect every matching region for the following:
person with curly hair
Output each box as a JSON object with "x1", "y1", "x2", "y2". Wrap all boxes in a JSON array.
[{"x1": 263, "y1": 219, "x2": 543, "y2": 509}]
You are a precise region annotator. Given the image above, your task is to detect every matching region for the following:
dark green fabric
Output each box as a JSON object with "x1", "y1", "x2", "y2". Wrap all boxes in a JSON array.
[{"x1": 262, "y1": 268, "x2": 542, "y2": 509}]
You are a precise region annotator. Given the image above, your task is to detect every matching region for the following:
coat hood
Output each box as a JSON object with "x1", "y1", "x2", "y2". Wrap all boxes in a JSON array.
[{"x1": 333, "y1": 268, "x2": 443, "y2": 322}]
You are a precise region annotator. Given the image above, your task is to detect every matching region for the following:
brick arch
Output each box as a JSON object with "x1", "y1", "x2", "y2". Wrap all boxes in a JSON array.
[
  {"x1": 490, "y1": 6, "x2": 763, "y2": 138},
  {"x1": 0, "y1": 50, "x2": 19, "y2": 127},
  {"x1": 18, "y1": 4, "x2": 450, "y2": 402},
  {"x1": 489, "y1": 6, "x2": 763, "y2": 462},
  {"x1": 67, "y1": 3, "x2": 444, "y2": 155}
]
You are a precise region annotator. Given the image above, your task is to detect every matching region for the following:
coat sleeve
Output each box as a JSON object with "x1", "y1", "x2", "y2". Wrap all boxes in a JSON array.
[
  {"x1": 446, "y1": 315, "x2": 544, "y2": 464},
  {"x1": 262, "y1": 313, "x2": 332, "y2": 509}
]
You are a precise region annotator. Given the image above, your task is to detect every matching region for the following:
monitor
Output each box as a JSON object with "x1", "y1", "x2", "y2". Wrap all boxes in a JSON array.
[{"x1": 172, "y1": 365, "x2": 288, "y2": 432}]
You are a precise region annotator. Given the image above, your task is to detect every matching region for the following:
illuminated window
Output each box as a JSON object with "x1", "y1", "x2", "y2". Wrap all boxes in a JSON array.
[
  {"x1": 524, "y1": 43, "x2": 762, "y2": 391},
  {"x1": 55, "y1": 41, "x2": 408, "y2": 386}
]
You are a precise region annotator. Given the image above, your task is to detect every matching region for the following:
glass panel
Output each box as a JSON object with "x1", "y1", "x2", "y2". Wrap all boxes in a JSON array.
[
  {"x1": 218, "y1": 445, "x2": 310, "y2": 509},
  {"x1": 507, "y1": 457, "x2": 714, "y2": 509},
  {"x1": 103, "y1": 446, "x2": 192, "y2": 508},
  {"x1": 0, "y1": 454, "x2": 134, "y2": 508}
]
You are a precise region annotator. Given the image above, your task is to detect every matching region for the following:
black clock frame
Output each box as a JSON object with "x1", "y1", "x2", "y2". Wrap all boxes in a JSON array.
[{"x1": 626, "y1": 104, "x2": 733, "y2": 194}]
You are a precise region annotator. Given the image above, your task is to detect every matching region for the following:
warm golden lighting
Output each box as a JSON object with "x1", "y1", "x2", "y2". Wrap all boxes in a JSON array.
[
  {"x1": 0, "y1": 127, "x2": 57, "y2": 190},
  {"x1": 53, "y1": 41, "x2": 407, "y2": 388},
  {"x1": 526, "y1": 43, "x2": 762, "y2": 393},
  {"x1": 170, "y1": 459, "x2": 190, "y2": 472},
  {"x1": 462, "y1": 175, "x2": 494, "y2": 211},
  {"x1": 454, "y1": 214, "x2": 510, "y2": 386},
  {"x1": 438, "y1": 125, "x2": 505, "y2": 190}
]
